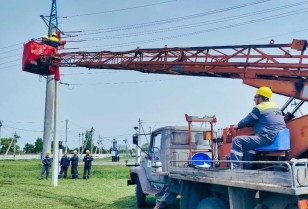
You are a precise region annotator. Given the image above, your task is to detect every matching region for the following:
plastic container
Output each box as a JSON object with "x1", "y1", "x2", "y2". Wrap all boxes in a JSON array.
[{"x1": 192, "y1": 153, "x2": 212, "y2": 168}]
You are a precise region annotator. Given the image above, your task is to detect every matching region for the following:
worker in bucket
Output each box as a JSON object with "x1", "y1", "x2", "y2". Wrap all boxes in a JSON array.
[
  {"x1": 83, "y1": 150, "x2": 94, "y2": 179},
  {"x1": 230, "y1": 86, "x2": 286, "y2": 169},
  {"x1": 70, "y1": 150, "x2": 79, "y2": 179},
  {"x1": 40, "y1": 151, "x2": 52, "y2": 180},
  {"x1": 58, "y1": 151, "x2": 70, "y2": 179},
  {"x1": 41, "y1": 35, "x2": 49, "y2": 44},
  {"x1": 49, "y1": 32, "x2": 60, "y2": 48}
]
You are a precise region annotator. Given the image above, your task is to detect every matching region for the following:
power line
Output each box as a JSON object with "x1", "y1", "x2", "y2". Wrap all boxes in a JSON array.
[
  {"x1": 79, "y1": 2, "x2": 308, "y2": 41},
  {"x1": 58, "y1": 77, "x2": 189, "y2": 86},
  {"x1": 77, "y1": 0, "x2": 272, "y2": 33},
  {"x1": 61, "y1": 0, "x2": 179, "y2": 18},
  {"x1": 0, "y1": 47, "x2": 22, "y2": 55},
  {"x1": 1, "y1": 1, "x2": 307, "y2": 69},
  {"x1": 0, "y1": 0, "x2": 271, "y2": 51},
  {"x1": 3, "y1": 125, "x2": 43, "y2": 133},
  {"x1": 80, "y1": 8, "x2": 308, "y2": 50}
]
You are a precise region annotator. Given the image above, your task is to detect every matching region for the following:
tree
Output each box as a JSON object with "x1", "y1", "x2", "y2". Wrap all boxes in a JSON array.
[
  {"x1": 23, "y1": 143, "x2": 35, "y2": 153},
  {"x1": 0, "y1": 138, "x2": 20, "y2": 154},
  {"x1": 0, "y1": 138, "x2": 13, "y2": 153},
  {"x1": 34, "y1": 138, "x2": 43, "y2": 153},
  {"x1": 83, "y1": 127, "x2": 94, "y2": 153}
]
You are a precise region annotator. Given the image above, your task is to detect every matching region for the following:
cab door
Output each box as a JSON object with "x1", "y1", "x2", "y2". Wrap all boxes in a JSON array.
[{"x1": 145, "y1": 131, "x2": 164, "y2": 184}]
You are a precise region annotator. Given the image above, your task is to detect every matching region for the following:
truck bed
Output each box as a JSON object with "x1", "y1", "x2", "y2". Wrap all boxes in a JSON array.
[{"x1": 169, "y1": 166, "x2": 308, "y2": 196}]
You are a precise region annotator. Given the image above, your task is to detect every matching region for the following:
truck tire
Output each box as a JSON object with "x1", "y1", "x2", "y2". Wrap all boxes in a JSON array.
[
  {"x1": 195, "y1": 197, "x2": 228, "y2": 209},
  {"x1": 136, "y1": 177, "x2": 146, "y2": 208}
]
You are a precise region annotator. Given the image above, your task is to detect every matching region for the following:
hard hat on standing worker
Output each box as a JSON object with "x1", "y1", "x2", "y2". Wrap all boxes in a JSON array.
[
  {"x1": 256, "y1": 86, "x2": 272, "y2": 99},
  {"x1": 86, "y1": 150, "x2": 90, "y2": 154},
  {"x1": 41, "y1": 35, "x2": 48, "y2": 39},
  {"x1": 51, "y1": 32, "x2": 58, "y2": 37}
]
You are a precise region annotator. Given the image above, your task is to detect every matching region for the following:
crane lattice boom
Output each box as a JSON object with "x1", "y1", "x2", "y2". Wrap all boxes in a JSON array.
[
  {"x1": 59, "y1": 41, "x2": 308, "y2": 81},
  {"x1": 42, "y1": 40, "x2": 308, "y2": 100}
]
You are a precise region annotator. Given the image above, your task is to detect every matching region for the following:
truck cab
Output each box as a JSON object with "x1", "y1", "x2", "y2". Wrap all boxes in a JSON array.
[{"x1": 127, "y1": 126, "x2": 211, "y2": 208}]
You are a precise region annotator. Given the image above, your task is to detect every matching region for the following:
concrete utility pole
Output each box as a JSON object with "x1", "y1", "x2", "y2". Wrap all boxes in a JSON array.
[
  {"x1": 0, "y1": 120, "x2": 2, "y2": 139},
  {"x1": 51, "y1": 79, "x2": 59, "y2": 187},
  {"x1": 42, "y1": 77, "x2": 54, "y2": 160},
  {"x1": 65, "y1": 120, "x2": 68, "y2": 152},
  {"x1": 5, "y1": 133, "x2": 17, "y2": 157},
  {"x1": 13, "y1": 132, "x2": 19, "y2": 159},
  {"x1": 135, "y1": 119, "x2": 141, "y2": 164},
  {"x1": 90, "y1": 127, "x2": 94, "y2": 154},
  {"x1": 42, "y1": 0, "x2": 58, "y2": 160},
  {"x1": 80, "y1": 133, "x2": 84, "y2": 158},
  {"x1": 123, "y1": 139, "x2": 128, "y2": 157},
  {"x1": 79, "y1": 133, "x2": 81, "y2": 154}
]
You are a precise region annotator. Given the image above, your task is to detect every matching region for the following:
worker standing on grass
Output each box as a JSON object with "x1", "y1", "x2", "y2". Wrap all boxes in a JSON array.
[
  {"x1": 230, "y1": 86, "x2": 286, "y2": 169},
  {"x1": 70, "y1": 150, "x2": 79, "y2": 179},
  {"x1": 58, "y1": 151, "x2": 70, "y2": 179},
  {"x1": 83, "y1": 150, "x2": 94, "y2": 179},
  {"x1": 40, "y1": 151, "x2": 52, "y2": 180}
]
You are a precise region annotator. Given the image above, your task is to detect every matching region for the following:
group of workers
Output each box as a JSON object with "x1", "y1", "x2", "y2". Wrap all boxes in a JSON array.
[{"x1": 40, "y1": 149, "x2": 94, "y2": 180}]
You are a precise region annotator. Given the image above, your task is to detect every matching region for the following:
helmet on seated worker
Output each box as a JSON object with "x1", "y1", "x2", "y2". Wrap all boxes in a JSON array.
[
  {"x1": 41, "y1": 35, "x2": 48, "y2": 39},
  {"x1": 51, "y1": 32, "x2": 58, "y2": 37},
  {"x1": 256, "y1": 86, "x2": 272, "y2": 99}
]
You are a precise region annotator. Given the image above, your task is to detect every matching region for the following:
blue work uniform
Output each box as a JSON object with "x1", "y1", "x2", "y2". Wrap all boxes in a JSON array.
[
  {"x1": 70, "y1": 155, "x2": 79, "y2": 179},
  {"x1": 40, "y1": 155, "x2": 52, "y2": 179},
  {"x1": 230, "y1": 101, "x2": 286, "y2": 167},
  {"x1": 58, "y1": 155, "x2": 70, "y2": 179},
  {"x1": 49, "y1": 36, "x2": 60, "y2": 48},
  {"x1": 83, "y1": 154, "x2": 93, "y2": 179}
]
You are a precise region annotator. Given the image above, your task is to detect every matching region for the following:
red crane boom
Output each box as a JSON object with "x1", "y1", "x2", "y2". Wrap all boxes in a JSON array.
[{"x1": 56, "y1": 39, "x2": 308, "y2": 100}]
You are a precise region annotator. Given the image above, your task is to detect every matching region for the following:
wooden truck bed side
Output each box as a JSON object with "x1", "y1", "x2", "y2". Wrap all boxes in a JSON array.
[{"x1": 169, "y1": 165, "x2": 308, "y2": 196}]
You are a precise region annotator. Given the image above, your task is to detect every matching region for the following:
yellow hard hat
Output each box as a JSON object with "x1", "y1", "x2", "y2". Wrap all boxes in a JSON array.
[
  {"x1": 86, "y1": 150, "x2": 90, "y2": 154},
  {"x1": 256, "y1": 86, "x2": 272, "y2": 99},
  {"x1": 51, "y1": 32, "x2": 58, "y2": 37},
  {"x1": 42, "y1": 35, "x2": 48, "y2": 39}
]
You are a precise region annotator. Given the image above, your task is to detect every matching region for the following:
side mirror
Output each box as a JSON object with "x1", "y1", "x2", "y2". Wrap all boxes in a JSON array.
[{"x1": 133, "y1": 134, "x2": 138, "y2": 145}]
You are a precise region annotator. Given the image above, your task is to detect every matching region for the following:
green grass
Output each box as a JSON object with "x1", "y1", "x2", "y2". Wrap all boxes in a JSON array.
[{"x1": 0, "y1": 160, "x2": 179, "y2": 209}]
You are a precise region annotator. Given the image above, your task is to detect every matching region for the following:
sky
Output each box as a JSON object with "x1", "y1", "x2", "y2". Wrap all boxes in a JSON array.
[{"x1": 0, "y1": 0, "x2": 307, "y2": 151}]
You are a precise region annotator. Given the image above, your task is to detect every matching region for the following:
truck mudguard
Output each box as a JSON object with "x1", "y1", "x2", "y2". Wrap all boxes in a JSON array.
[{"x1": 131, "y1": 166, "x2": 152, "y2": 193}]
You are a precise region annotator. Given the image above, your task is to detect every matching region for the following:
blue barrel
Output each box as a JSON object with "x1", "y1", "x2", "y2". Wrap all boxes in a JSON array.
[{"x1": 192, "y1": 153, "x2": 212, "y2": 167}]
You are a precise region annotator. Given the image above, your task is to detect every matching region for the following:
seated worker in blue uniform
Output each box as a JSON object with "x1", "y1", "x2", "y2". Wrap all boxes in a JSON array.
[{"x1": 230, "y1": 86, "x2": 286, "y2": 169}]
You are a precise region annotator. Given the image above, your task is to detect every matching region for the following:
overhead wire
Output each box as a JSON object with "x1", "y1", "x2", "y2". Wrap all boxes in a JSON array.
[
  {"x1": 79, "y1": 8, "x2": 308, "y2": 50},
  {"x1": 60, "y1": 77, "x2": 189, "y2": 86},
  {"x1": 0, "y1": 0, "x2": 308, "y2": 64},
  {"x1": 77, "y1": 0, "x2": 272, "y2": 34},
  {"x1": 60, "y1": 0, "x2": 178, "y2": 18},
  {"x1": 3, "y1": 125, "x2": 43, "y2": 133},
  {"x1": 80, "y1": 2, "x2": 308, "y2": 41}
]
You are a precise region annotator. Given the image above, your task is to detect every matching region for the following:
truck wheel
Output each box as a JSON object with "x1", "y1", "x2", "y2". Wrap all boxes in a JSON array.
[
  {"x1": 195, "y1": 197, "x2": 228, "y2": 209},
  {"x1": 136, "y1": 177, "x2": 146, "y2": 208}
]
